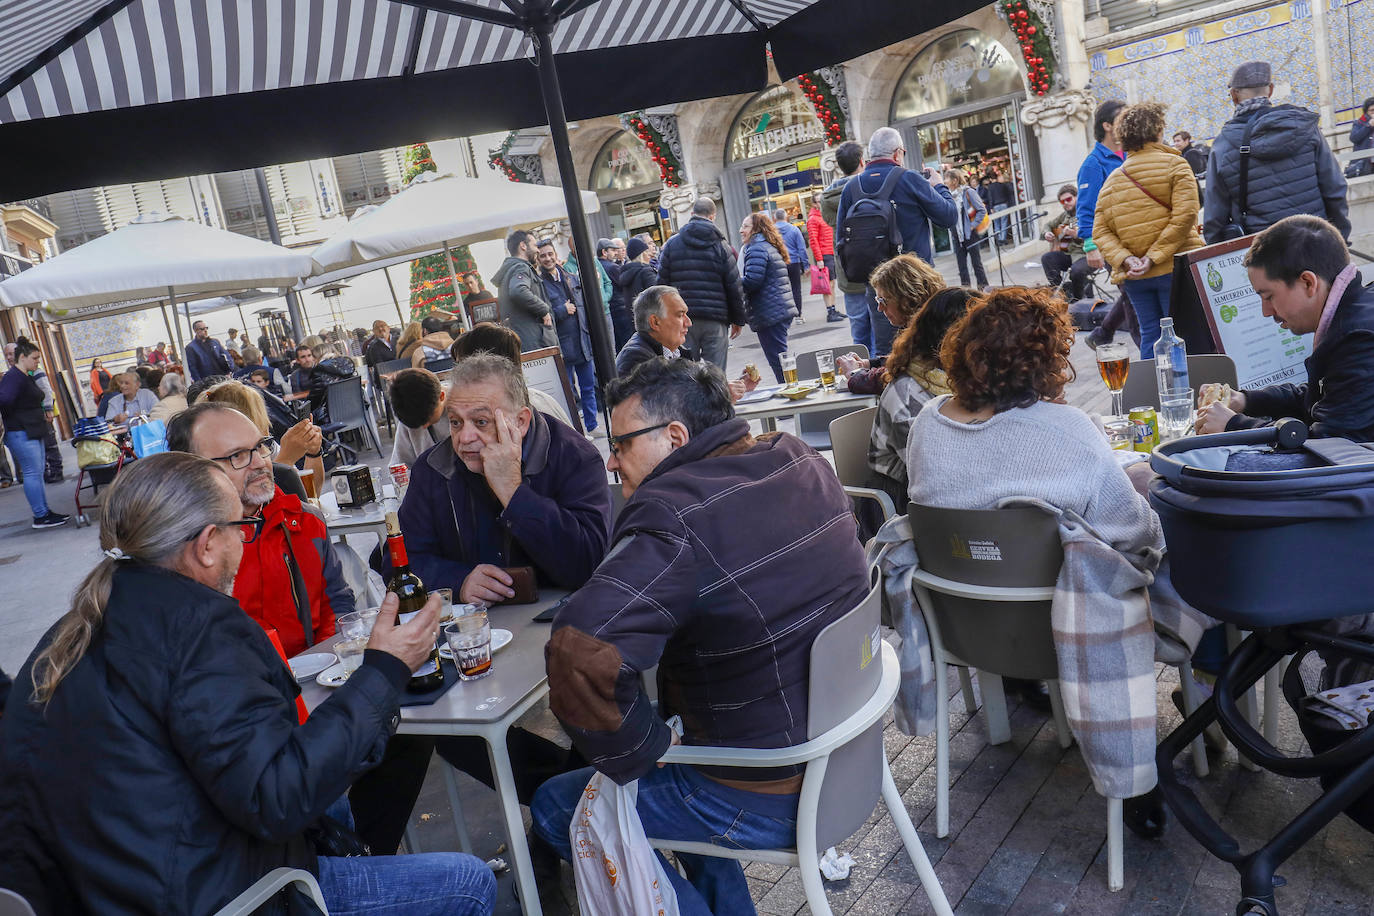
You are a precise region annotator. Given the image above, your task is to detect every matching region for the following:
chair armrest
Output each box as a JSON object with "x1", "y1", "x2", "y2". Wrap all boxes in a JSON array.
[
  {"x1": 844, "y1": 486, "x2": 896, "y2": 521},
  {"x1": 656, "y1": 642, "x2": 900, "y2": 769},
  {"x1": 212, "y1": 867, "x2": 328, "y2": 916}
]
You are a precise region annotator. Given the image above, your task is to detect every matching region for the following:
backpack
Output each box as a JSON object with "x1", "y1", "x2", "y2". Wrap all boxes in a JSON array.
[{"x1": 836, "y1": 167, "x2": 906, "y2": 283}]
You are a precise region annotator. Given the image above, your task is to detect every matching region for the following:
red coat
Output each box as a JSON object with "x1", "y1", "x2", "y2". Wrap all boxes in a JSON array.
[
  {"x1": 232, "y1": 487, "x2": 352, "y2": 656},
  {"x1": 806, "y1": 207, "x2": 834, "y2": 259}
]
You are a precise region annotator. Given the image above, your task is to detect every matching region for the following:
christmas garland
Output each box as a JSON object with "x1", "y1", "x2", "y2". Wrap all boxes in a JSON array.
[
  {"x1": 796, "y1": 72, "x2": 847, "y2": 146},
  {"x1": 623, "y1": 112, "x2": 682, "y2": 187},
  {"x1": 405, "y1": 142, "x2": 476, "y2": 319},
  {"x1": 1001, "y1": 0, "x2": 1055, "y2": 97}
]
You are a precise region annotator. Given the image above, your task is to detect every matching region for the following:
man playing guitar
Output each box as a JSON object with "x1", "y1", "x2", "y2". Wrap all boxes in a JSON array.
[{"x1": 1041, "y1": 184, "x2": 1092, "y2": 300}]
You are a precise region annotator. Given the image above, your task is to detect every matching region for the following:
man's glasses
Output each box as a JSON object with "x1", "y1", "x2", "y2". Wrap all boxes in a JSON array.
[
  {"x1": 211, "y1": 437, "x2": 278, "y2": 470},
  {"x1": 184, "y1": 516, "x2": 265, "y2": 544},
  {"x1": 608, "y1": 422, "x2": 670, "y2": 456}
]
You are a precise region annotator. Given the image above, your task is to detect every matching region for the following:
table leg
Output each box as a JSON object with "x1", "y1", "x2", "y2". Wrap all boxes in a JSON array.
[{"x1": 484, "y1": 724, "x2": 543, "y2": 916}]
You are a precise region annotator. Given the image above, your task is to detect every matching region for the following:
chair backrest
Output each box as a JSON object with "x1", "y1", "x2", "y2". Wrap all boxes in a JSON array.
[
  {"x1": 424, "y1": 357, "x2": 455, "y2": 374},
  {"x1": 795, "y1": 344, "x2": 869, "y2": 381},
  {"x1": 0, "y1": 889, "x2": 38, "y2": 916},
  {"x1": 908, "y1": 503, "x2": 1063, "y2": 681},
  {"x1": 1119, "y1": 354, "x2": 1238, "y2": 411},
  {"x1": 375, "y1": 357, "x2": 411, "y2": 378},
  {"x1": 324, "y1": 376, "x2": 366, "y2": 429},
  {"x1": 807, "y1": 576, "x2": 886, "y2": 849},
  {"x1": 829, "y1": 406, "x2": 878, "y2": 487}
]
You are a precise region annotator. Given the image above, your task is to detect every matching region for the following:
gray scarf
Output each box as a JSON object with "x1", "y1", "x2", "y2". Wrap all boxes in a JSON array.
[{"x1": 1235, "y1": 96, "x2": 1272, "y2": 118}]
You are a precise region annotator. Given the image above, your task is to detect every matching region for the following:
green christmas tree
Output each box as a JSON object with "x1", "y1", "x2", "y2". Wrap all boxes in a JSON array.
[{"x1": 405, "y1": 142, "x2": 478, "y2": 322}]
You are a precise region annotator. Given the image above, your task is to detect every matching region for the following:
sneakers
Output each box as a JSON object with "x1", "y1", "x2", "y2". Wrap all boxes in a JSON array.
[
  {"x1": 795, "y1": 314, "x2": 806, "y2": 325},
  {"x1": 826, "y1": 309, "x2": 846, "y2": 323},
  {"x1": 1086, "y1": 327, "x2": 1115, "y2": 350},
  {"x1": 32, "y1": 511, "x2": 70, "y2": 529}
]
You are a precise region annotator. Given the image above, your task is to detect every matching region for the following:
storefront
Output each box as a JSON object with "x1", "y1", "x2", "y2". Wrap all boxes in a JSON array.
[
  {"x1": 720, "y1": 84, "x2": 829, "y2": 235},
  {"x1": 587, "y1": 130, "x2": 669, "y2": 245},
  {"x1": 891, "y1": 28, "x2": 1035, "y2": 253}
]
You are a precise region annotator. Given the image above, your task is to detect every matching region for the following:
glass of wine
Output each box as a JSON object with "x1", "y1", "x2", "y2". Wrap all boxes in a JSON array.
[{"x1": 1096, "y1": 341, "x2": 1130, "y2": 417}]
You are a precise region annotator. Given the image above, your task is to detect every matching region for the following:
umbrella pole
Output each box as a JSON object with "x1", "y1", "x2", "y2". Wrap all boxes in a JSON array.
[
  {"x1": 167, "y1": 288, "x2": 187, "y2": 364},
  {"x1": 382, "y1": 266, "x2": 407, "y2": 326},
  {"x1": 443, "y1": 242, "x2": 473, "y2": 333},
  {"x1": 531, "y1": 13, "x2": 617, "y2": 388},
  {"x1": 237, "y1": 304, "x2": 249, "y2": 341},
  {"x1": 161, "y1": 303, "x2": 179, "y2": 357},
  {"x1": 254, "y1": 167, "x2": 307, "y2": 342}
]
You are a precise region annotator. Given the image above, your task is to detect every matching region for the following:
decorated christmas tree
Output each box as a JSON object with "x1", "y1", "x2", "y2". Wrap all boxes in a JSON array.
[{"x1": 405, "y1": 142, "x2": 478, "y2": 321}]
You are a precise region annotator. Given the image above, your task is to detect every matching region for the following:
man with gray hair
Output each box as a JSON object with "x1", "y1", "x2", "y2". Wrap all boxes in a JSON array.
[
  {"x1": 615, "y1": 285, "x2": 693, "y2": 376},
  {"x1": 835, "y1": 126, "x2": 957, "y2": 358},
  {"x1": 657, "y1": 196, "x2": 747, "y2": 370}
]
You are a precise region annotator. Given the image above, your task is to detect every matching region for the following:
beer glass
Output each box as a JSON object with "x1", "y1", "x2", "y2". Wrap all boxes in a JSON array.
[
  {"x1": 816, "y1": 350, "x2": 836, "y2": 390},
  {"x1": 781, "y1": 353, "x2": 798, "y2": 385},
  {"x1": 1095, "y1": 342, "x2": 1130, "y2": 418}
]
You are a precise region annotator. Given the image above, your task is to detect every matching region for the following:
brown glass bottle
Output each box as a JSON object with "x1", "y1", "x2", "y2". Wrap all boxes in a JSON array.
[{"x1": 384, "y1": 511, "x2": 443, "y2": 691}]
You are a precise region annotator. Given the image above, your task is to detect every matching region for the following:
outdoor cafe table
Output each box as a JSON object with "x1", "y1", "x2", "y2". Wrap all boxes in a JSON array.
[
  {"x1": 732, "y1": 382, "x2": 876, "y2": 432},
  {"x1": 324, "y1": 502, "x2": 390, "y2": 550},
  {"x1": 296, "y1": 589, "x2": 568, "y2": 916}
]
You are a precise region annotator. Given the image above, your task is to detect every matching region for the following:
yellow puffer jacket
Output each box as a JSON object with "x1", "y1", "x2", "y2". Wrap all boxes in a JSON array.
[{"x1": 1092, "y1": 142, "x2": 1202, "y2": 282}]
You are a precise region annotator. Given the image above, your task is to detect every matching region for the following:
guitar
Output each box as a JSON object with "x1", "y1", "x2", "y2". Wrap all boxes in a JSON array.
[{"x1": 1048, "y1": 221, "x2": 1078, "y2": 252}]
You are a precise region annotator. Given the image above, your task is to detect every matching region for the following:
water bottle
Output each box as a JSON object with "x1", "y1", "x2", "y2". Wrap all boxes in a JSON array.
[{"x1": 1153, "y1": 318, "x2": 1190, "y2": 398}]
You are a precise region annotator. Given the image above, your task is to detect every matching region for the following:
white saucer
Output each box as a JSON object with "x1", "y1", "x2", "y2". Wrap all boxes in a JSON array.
[
  {"x1": 734, "y1": 386, "x2": 778, "y2": 405},
  {"x1": 316, "y1": 661, "x2": 349, "y2": 687},
  {"x1": 439, "y1": 628, "x2": 513, "y2": 660},
  {"x1": 290, "y1": 652, "x2": 336, "y2": 681}
]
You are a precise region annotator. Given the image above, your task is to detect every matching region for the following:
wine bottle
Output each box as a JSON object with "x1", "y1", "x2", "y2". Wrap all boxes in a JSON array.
[{"x1": 384, "y1": 510, "x2": 444, "y2": 692}]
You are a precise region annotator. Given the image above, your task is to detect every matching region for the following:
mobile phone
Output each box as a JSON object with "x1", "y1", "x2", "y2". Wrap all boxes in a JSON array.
[{"x1": 534, "y1": 593, "x2": 573, "y2": 623}]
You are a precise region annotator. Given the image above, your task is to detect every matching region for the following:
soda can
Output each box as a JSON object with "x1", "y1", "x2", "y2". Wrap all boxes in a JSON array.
[
  {"x1": 1128, "y1": 407, "x2": 1159, "y2": 452},
  {"x1": 388, "y1": 463, "x2": 410, "y2": 494}
]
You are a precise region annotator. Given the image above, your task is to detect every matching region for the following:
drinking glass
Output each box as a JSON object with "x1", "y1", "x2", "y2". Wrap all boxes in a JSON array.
[
  {"x1": 446, "y1": 611, "x2": 493, "y2": 681},
  {"x1": 434, "y1": 587, "x2": 455, "y2": 623},
  {"x1": 336, "y1": 608, "x2": 379, "y2": 640},
  {"x1": 1095, "y1": 342, "x2": 1130, "y2": 418},
  {"x1": 781, "y1": 353, "x2": 798, "y2": 386},
  {"x1": 1159, "y1": 387, "x2": 1195, "y2": 441},
  {"x1": 1103, "y1": 416, "x2": 1133, "y2": 451},
  {"x1": 815, "y1": 350, "x2": 836, "y2": 390},
  {"x1": 333, "y1": 635, "x2": 368, "y2": 676}
]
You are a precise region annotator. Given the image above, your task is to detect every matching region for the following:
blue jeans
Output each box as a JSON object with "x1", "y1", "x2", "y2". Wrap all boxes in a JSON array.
[
  {"x1": 686, "y1": 319, "x2": 731, "y2": 372},
  {"x1": 844, "y1": 290, "x2": 871, "y2": 351},
  {"x1": 866, "y1": 285, "x2": 896, "y2": 359},
  {"x1": 755, "y1": 319, "x2": 792, "y2": 383},
  {"x1": 1121, "y1": 274, "x2": 1173, "y2": 357},
  {"x1": 566, "y1": 360, "x2": 599, "y2": 431},
  {"x1": 531, "y1": 764, "x2": 799, "y2": 916},
  {"x1": 4, "y1": 429, "x2": 47, "y2": 518}
]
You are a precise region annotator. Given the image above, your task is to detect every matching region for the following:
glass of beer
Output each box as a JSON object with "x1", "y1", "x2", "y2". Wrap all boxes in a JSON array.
[
  {"x1": 447, "y1": 611, "x2": 493, "y2": 681},
  {"x1": 816, "y1": 350, "x2": 836, "y2": 390},
  {"x1": 1095, "y1": 342, "x2": 1130, "y2": 418},
  {"x1": 781, "y1": 353, "x2": 798, "y2": 385}
]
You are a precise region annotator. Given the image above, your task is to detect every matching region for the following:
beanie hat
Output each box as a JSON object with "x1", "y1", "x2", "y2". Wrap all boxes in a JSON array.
[{"x1": 626, "y1": 238, "x2": 649, "y2": 261}]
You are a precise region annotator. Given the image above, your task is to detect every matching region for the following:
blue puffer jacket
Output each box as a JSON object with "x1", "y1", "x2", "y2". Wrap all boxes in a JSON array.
[
  {"x1": 739, "y1": 236, "x2": 794, "y2": 331},
  {"x1": 775, "y1": 218, "x2": 810, "y2": 266},
  {"x1": 656, "y1": 216, "x2": 747, "y2": 326},
  {"x1": 1204, "y1": 102, "x2": 1350, "y2": 243}
]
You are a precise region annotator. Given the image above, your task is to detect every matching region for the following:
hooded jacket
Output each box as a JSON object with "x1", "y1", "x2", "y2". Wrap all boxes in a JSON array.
[
  {"x1": 613, "y1": 259, "x2": 659, "y2": 316},
  {"x1": 408, "y1": 331, "x2": 455, "y2": 368},
  {"x1": 656, "y1": 216, "x2": 747, "y2": 326},
  {"x1": 821, "y1": 178, "x2": 865, "y2": 295},
  {"x1": 494, "y1": 255, "x2": 558, "y2": 352},
  {"x1": 1204, "y1": 102, "x2": 1350, "y2": 243},
  {"x1": 1092, "y1": 142, "x2": 1203, "y2": 283},
  {"x1": 739, "y1": 236, "x2": 794, "y2": 331}
]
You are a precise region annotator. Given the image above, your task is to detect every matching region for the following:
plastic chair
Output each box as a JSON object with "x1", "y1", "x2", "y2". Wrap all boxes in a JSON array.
[
  {"x1": 828, "y1": 406, "x2": 896, "y2": 523},
  {"x1": 211, "y1": 867, "x2": 328, "y2": 916},
  {"x1": 649, "y1": 580, "x2": 954, "y2": 916},
  {"x1": 374, "y1": 357, "x2": 411, "y2": 377},
  {"x1": 907, "y1": 503, "x2": 1208, "y2": 892},
  {"x1": 1119, "y1": 354, "x2": 1238, "y2": 411},
  {"x1": 0, "y1": 889, "x2": 37, "y2": 916},
  {"x1": 792, "y1": 344, "x2": 869, "y2": 451},
  {"x1": 322, "y1": 376, "x2": 383, "y2": 460},
  {"x1": 424, "y1": 357, "x2": 455, "y2": 374}
]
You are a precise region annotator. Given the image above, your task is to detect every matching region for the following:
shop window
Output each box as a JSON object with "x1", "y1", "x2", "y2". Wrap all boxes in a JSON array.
[
  {"x1": 891, "y1": 29, "x2": 1025, "y2": 122},
  {"x1": 590, "y1": 131, "x2": 660, "y2": 192}
]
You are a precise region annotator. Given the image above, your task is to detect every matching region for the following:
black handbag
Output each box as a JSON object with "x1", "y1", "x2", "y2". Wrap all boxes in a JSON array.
[{"x1": 304, "y1": 813, "x2": 371, "y2": 857}]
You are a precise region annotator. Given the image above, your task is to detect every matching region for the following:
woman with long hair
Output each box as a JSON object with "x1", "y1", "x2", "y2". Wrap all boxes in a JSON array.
[
  {"x1": 738, "y1": 211, "x2": 794, "y2": 382},
  {"x1": 89, "y1": 358, "x2": 111, "y2": 399},
  {"x1": 0, "y1": 337, "x2": 67, "y2": 528},
  {"x1": 943, "y1": 170, "x2": 990, "y2": 290},
  {"x1": 395, "y1": 321, "x2": 424, "y2": 362}
]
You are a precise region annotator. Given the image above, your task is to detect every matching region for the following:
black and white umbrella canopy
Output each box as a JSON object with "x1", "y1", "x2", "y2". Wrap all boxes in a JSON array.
[{"x1": 0, "y1": 0, "x2": 984, "y2": 201}]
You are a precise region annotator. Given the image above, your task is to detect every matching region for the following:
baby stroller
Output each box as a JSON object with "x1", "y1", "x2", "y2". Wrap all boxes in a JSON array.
[
  {"x1": 71, "y1": 417, "x2": 131, "y2": 527},
  {"x1": 1148, "y1": 421, "x2": 1374, "y2": 915}
]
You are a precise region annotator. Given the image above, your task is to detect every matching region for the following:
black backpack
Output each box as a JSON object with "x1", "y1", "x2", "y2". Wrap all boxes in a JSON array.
[{"x1": 836, "y1": 168, "x2": 906, "y2": 283}]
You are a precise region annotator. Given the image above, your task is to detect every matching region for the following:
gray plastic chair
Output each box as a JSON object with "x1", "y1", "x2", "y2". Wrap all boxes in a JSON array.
[
  {"x1": 211, "y1": 867, "x2": 328, "y2": 916},
  {"x1": 0, "y1": 889, "x2": 37, "y2": 916},
  {"x1": 650, "y1": 579, "x2": 953, "y2": 916},
  {"x1": 1119, "y1": 353, "x2": 1238, "y2": 411},
  {"x1": 828, "y1": 406, "x2": 896, "y2": 523},
  {"x1": 792, "y1": 344, "x2": 869, "y2": 451},
  {"x1": 323, "y1": 375, "x2": 383, "y2": 459},
  {"x1": 907, "y1": 503, "x2": 1208, "y2": 893}
]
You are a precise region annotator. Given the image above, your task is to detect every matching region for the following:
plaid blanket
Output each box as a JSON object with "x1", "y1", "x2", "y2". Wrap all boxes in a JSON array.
[{"x1": 867, "y1": 513, "x2": 937, "y2": 736}]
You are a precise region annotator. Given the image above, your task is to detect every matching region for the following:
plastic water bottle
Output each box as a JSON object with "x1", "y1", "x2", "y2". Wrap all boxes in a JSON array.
[{"x1": 1153, "y1": 318, "x2": 1190, "y2": 398}]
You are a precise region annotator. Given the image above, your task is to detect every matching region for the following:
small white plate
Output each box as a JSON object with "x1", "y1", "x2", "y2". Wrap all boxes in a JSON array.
[
  {"x1": 439, "y1": 628, "x2": 513, "y2": 660},
  {"x1": 316, "y1": 662, "x2": 349, "y2": 688},
  {"x1": 734, "y1": 386, "x2": 778, "y2": 405},
  {"x1": 290, "y1": 652, "x2": 336, "y2": 681}
]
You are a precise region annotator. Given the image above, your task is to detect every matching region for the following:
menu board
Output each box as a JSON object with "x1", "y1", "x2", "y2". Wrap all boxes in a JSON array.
[
  {"x1": 520, "y1": 346, "x2": 583, "y2": 434},
  {"x1": 1186, "y1": 238, "x2": 1313, "y2": 390}
]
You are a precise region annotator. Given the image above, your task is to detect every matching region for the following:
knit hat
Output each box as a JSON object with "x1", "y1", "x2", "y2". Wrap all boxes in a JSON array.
[
  {"x1": 1229, "y1": 61, "x2": 1272, "y2": 89},
  {"x1": 626, "y1": 238, "x2": 649, "y2": 261}
]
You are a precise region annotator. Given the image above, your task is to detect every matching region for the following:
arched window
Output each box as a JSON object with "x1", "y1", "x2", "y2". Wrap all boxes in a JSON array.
[
  {"x1": 590, "y1": 131, "x2": 659, "y2": 192},
  {"x1": 891, "y1": 29, "x2": 1025, "y2": 123},
  {"x1": 725, "y1": 84, "x2": 824, "y2": 164}
]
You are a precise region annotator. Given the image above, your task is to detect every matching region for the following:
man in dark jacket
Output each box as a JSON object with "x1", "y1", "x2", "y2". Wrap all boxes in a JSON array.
[
  {"x1": 822, "y1": 141, "x2": 872, "y2": 349},
  {"x1": 363, "y1": 319, "x2": 395, "y2": 367},
  {"x1": 185, "y1": 319, "x2": 232, "y2": 381},
  {"x1": 1172, "y1": 130, "x2": 1210, "y2": 176},
  {"x1": 656, "y1": 197, "x2": 747, "y2": 370},
  {"x1": 531, "y1": 357, "x2": 869, "y2": 913},
  {"x1": 772, "y1": 208, "x2": 810, "y2": 319},
  {"x1": 493, "y1": 229, "x2": 558, "y2": 352},
  {"x1": 288, "y1": 345, "x2": 351, "y2": 423},
  {"x1": 1204, "y1": 61, "x2": 1350, "y2": 244},
  {"x1": 597, "y1": 237, "x2": 633, "y2": 350},
  {"x1": 1196, "y1": 215, "x2": 1374, "y2": 441},
  {"x1": 836, "y1": 126, "x2": 957, "y2": 358},
  {"x1": 536, "y1": 239, "x2": 599, "y2": 433},
  {"x1": 615, "y1": 285, "x2": 693, "y2": 376}
]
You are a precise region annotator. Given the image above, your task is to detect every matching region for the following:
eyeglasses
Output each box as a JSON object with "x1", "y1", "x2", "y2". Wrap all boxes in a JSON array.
[
  {"x1": 211, "y1": 437, "x2": 278, "y2": 470},
  {"x1": 608, "y1": 422, "x2": 670, "y2": 456},
  {"x1": 184, "y1": 516, "x2": 265, "y2": 544}
]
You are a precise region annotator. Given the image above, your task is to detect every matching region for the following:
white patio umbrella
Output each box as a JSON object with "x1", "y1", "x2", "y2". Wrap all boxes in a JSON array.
[{"x1": 307, "y1": 171, "x2": 601, "y2": 332}]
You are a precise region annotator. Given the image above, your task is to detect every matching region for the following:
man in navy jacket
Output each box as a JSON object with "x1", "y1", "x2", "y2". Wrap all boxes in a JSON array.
[{"x1": 184, "y1": 319, "x2": 232, "y2": 381}]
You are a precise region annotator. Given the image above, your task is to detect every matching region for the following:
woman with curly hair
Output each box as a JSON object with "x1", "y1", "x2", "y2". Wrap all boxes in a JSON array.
[
  {"x1": 1092, "y1": 101, "x2": 1203, "y2": 355},
  {"x1": 738, "y1": 211, "x2": 794, "y2": 382}
]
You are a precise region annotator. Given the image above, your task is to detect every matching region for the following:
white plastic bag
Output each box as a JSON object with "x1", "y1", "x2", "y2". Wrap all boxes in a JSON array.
[{"x1": 570, "y1": 770, "x2": 681, "y2": 916}]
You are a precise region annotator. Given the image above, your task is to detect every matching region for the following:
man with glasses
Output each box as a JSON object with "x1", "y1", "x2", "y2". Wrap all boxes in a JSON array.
[
  {"x1": 1040, "y1": 184, "x2": 1091, "y2": 300},
  {"x1": 184, "y1": 320, "x2": 232, "y2": 382}
]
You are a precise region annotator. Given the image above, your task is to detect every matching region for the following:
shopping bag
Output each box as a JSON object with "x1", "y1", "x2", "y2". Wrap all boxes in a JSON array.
[
  {"x1": 129, "y1": 418, "x2": 167, "y2": 459},
  {"x1": 809, "y1": 265, "x2": 832, "y2": 296},
  {"x1": 570, "y1": 771, "x2": 681, "y2": 916}
]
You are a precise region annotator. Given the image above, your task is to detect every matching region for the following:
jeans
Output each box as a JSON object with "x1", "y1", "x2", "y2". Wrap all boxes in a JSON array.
[
  {"x1": 566, "y1": 360, "x2": 600, "y2": 431},
  {"x1": 865, "y1": 285, "x2": 896, "y2": 358},
  {"x1": 844, "y1": 290, "x2": 871, "y2": 350},
  {"x1": 686, "y1": 319, "x2": 731, "y2": 371},
  {"x1": 4, "y1": 429, "x2": 48, "y2": 518},
  {"x1": 755, "y1": 319, "x2": 792, "y2": 383},
  {"x1": 992, "y1": 205, "x2": 1012, "y2": 245},
  {"x1": 1122, "y1": 274, "x2": 1173, "y2": 357},
  {"x1": 786, "y1": 262, "x2": 805, "y2": 317},
  {"x1": 531, "y1": 764, "x2": 799, "y2": 916},
  {"x1": 954, "y1": 236, "x2": 989, "y2": 288}
]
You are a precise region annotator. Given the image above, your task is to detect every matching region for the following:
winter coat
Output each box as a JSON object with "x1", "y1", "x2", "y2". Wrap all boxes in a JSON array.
[
  {"x1": 0, "y1": 367, "x2": 47, "y2": 439},
  {"x1": 821, "y1": 178, "x2": 865, "y2": 295},
  {"x1": 364, "y1": 336, "x2": 395, "y2": 367},
  {"x1": 836, "y1": 158, "x2": 958, "y2": 265},
  {"x1": 147, "y1": 392, "x2": 188, "y2": 423},
  {"x1": 739, "y1": 236, "x2": 794, "y2": 331},
  {"x1": 545, "y1": 419, "x2": 869, "y2": 784},
  {"x1": 982, "y1": 179, "x2": 1014, "y2": 209},
  {"x1": 0, "y1": 563, "x2": 408, "y2": 916},
  {"x1": 233, "y1": 487, "x2": 354, "y2": 657},
  {"x1": 655, "y1": 216, "x2": 747, "y2": 326},
  {"x1": 89, "y1": 369, "x2": 111, "y2": 398},
  {"x1": 1075, "y1": 142, "x2": 1124, "y2": 241},
  {"x1": 565, "y1": 254, "x2": 612, "y2": 315},
  {"x1": 1352, "y1": 117, "x2": 1374, "y2": 154},
  {"x1": 1204, "y1": 102, "x2": 1350, "y2": 243},
  {"x1": 391, "y1": 409, "x2": 611, "y2": 594},
  {"x1": 775, "y1": 218, "x2": 810, "y2": 266},
  {"x1": 541, "y1": 266, "x2": 593, "y2": 366},
  {"x1": 493, "y1": 255, "x2": 558, "y2": 352},
  {"x1": 806, "y1": 206, "x2": 834, "y2": 259},
  {"x1": 185, "y1": 336, "x2": 232, "y2": 382},
  {"x1": 1180, "y1": 142, "x2": 1210, "y2": 176},
  {"x1": 613, "y1": 260, "x2": 660, "y2": 317},
  {"x1": 599, "y1": 257, "x2": 628, "y2": 316},
  {"x1": 409, "y1": 332, "x2": 454, "y2": 368},
  {"x1": 1092, "y1": 142, "x2": 1203, "y2": 283},
  {"x1": 615, "y1": 330, "x2": 690, "y2": 377}
]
